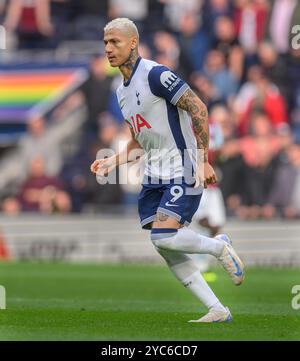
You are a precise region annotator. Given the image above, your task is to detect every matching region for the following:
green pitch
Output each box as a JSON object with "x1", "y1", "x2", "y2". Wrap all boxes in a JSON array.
[{"x1": 0, "y1": 262, "x2": 299, "y2": 340}]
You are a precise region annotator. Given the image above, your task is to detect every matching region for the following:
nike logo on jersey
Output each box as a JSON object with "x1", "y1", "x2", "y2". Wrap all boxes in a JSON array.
[{"x1": 165, "y1": 201, "x2": 179, "y2": 207}]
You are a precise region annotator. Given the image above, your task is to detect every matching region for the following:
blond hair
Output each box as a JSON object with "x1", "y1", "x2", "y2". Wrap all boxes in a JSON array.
[{"x1": 104, "y1": 18, "x2": 139, "y2": 38}]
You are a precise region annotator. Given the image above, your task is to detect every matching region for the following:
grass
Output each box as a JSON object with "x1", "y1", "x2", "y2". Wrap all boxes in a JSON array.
[{"x1": 0, "y1": 262, "x2": 299, "y2": 340}]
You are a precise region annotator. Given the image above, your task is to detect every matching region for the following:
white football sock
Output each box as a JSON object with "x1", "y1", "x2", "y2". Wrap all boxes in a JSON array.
[
  {"x1": 151, "y1": 227, "x2": 224, "y2": 257},
  {"x1": 155, "y1": 246, "x2": 225, "y2": 310}
]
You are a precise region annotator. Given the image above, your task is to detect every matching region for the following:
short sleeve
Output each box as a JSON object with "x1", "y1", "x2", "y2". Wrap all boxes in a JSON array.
[{"x1": 148, "y1": 66, "x2": 190, "y2": 105}]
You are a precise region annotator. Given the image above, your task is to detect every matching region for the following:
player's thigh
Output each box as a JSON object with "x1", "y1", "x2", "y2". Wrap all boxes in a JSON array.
[
  {"x1": 138, "y1": 185, "x2": 164, "y2": 229},
  {"x1": 153, "y1": 182, "x2": 202, "y2": 229},
  {"x1": 152, "y1": 211, "x2": 183, "y2": 229}
]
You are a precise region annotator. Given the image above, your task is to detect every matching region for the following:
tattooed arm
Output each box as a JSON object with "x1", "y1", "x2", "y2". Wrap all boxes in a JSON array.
[
  {"x1": 176, "y1": 88, "x2": 209, "y2": 162},
  {"x1": 176, "y1": 88, "x2": 217, "y2": 187}
]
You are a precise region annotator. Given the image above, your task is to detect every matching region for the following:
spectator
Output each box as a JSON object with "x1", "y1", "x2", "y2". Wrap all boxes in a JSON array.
[
  {"x1": 62, "y1": 112, "x2": 124, "y2": 212},
  {"x1": 257, "y1": 42, "x2": 290, "y2": 102},
  {"x1": 108, "y1": 0, "x2": 148, "y2": 36},
  {"x1": 50, "y1": 0, "x2": 72, "y2": 47},
  {"x1": 191, "y1": 73, "x2": 222, "y2": 109},
  {"x1": 0, "y1": 0, "x2": 7, "y2": 22},
  {"x1": 18, "y1": 115, "x2": 63, "y2": 177},
  {"x1": 1, "y1": 196, "x2": 21, "y2": 216},
  {"x1": 153, "y1": 30, "x2": 192, "y2": 79},
  {"x1": 178, "y1": 12, "x2": 210, "y2": 72},
  {"x1": 203, "y1": 49, "x2": 239, "y2": 103},
  {"x1": 288, "y1": 49, "x2": 300, "y2": 142},
  {"x1": 213, "y1": 105, "x2": 245, "y2": 214},
  {"x1": 80, "y1": 54, "x2": 115, "y2": 141},
  {"x1": 267, "y1": 143, "x2": 300, "y2": 218},
  {"x1": 145, "y1": 0, "x2": 166, "y2": 33},
  {"x1": 234, "y1": 0, "x2": 269, "y2": 55},
  {"x1": 162, "y1": 0, "x2": 203, "y2": 33},
  {"x1": 4, "y1": 0, "x2": 54, "y2": 49},
  {"x1": 221, "y1": 112, "x2": 291, "y2": 218},
  {"x1": 60, "y1": 112, "x2": 122, "y2": 212},
  {"x1": 268, "y1": 0, "x2": 299, "y2": 55},
  {"x1": 213, "y1": 16, "x2": 244, "y2": 80},
  {"x1": 202, "y1": 0, "x2": 233, "y2": 37},
  {"x1": 70, "y1": 0, "x2": 108, "y2": 40},
  {"x1": 18, "y1": 156, "x2": 71, "y2": 213},
  {"x1": 235, "y1": 69, "x2": 288, "y2": 136}
]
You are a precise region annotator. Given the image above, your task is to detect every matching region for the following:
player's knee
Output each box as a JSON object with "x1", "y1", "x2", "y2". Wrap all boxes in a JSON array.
[{"x1": 150, "y1": 228, "x2": 178, "y2": 249}]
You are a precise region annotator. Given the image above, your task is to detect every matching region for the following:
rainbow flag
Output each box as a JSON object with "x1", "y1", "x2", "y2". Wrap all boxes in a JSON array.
[{"x1": 0, "y1": 67, "x2": 88, "y2": 122}]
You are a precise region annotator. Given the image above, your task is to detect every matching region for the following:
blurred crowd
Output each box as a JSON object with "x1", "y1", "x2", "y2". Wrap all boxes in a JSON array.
[{"x1": 1, "y1": 0, "x2": 300, "y2": 221}]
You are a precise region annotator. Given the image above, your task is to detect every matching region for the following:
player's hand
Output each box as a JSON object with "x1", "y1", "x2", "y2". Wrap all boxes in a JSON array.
[
  {"x1": 90, "y1": 157, "x2": 116, "y2": 177},
  {"x1": 194, "y1": 162, "x2": 217, "y2": 189}
]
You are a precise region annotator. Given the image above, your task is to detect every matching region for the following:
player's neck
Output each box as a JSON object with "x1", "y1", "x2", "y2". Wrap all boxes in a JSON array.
[{"x1": 119, "y1": 48, "x2": 140, "y2": 82}]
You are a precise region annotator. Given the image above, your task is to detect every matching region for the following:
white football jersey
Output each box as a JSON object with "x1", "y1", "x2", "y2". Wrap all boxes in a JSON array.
[{"x1": 116, "y1": 57, "x2": 197, "y2": 183}]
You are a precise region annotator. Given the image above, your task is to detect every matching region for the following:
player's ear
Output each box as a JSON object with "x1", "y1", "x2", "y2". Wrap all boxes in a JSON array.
[{"x1": 131, "y1": 37, "x2": 138, "y2": 50}]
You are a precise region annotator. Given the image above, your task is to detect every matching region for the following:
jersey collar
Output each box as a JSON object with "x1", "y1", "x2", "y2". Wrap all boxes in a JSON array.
[{"x1": 123, "y1": 56, "x2": 142, "y2": 87}]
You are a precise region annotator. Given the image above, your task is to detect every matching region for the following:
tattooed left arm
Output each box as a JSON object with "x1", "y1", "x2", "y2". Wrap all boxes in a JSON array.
[{"x1": 176, "y1": 88, "x2": 209, "y2": 162}]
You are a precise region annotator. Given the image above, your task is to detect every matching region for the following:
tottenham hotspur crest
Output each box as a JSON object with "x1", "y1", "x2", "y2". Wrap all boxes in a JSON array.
[{"x1": 136, "y1": 91, "x2": 141, "y2": 105}]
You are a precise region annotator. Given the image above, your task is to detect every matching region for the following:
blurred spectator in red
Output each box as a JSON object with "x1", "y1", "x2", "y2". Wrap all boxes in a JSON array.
[
  {"x1": 234, "y1": 0, "x2": 269, "y2": 55},
  {"x1": 233, "y1": 65, "x2": 263, "y2": 115},
  {"x1": 239, "y1": 112, "x2": 291, "y2": 166},
  {"x1": 18, "y1": 156, "x2": 71, "y2": 213},
  {"x1": 235, "y1": 69, "x2": 288, "y2": 136},
  {"x1": 267, "y1": 143, "x2": 300, "y2": 219},
  {"x1": 4, "y1": 0, "x2": 54, "y2": 49},
  {"x1": 221, "y1": 112, "x2": 291, "y2": 218}
]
